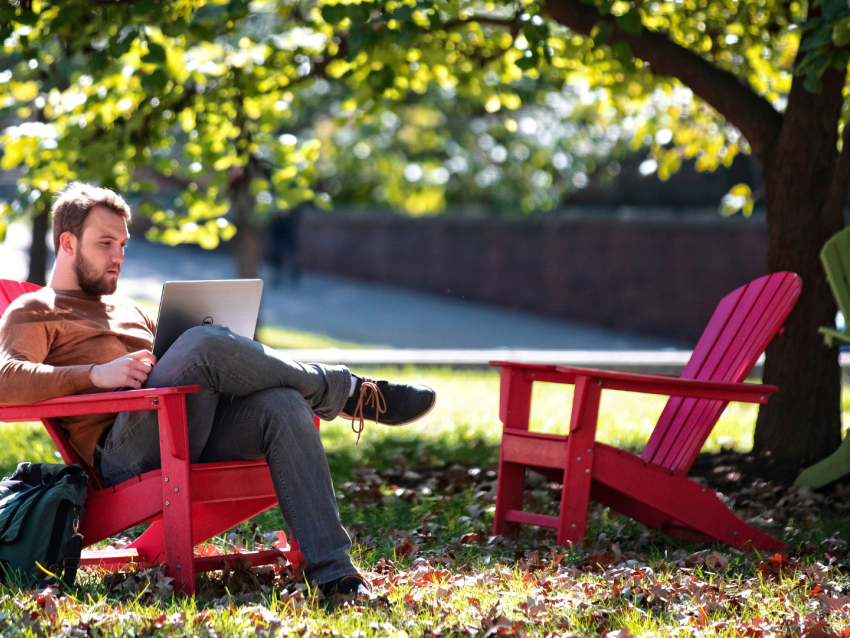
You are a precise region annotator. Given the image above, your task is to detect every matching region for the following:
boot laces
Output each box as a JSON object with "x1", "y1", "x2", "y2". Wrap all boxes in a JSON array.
[{"x1": 349, "y1": 377, "x2": 386, "y2": 443}]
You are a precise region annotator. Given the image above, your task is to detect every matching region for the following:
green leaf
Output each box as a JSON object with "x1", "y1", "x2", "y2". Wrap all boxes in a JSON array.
[
  {"x1": 132, "y1": 1, "x2": 158, "y2": 17},
  {"x1": 88, "y1": 50, "x2": 109, "y2": 74},
  {"x1": 141, "y1": 69, "x2": 169, "y2": 94},
  {"x1": 367, "y1": 66, "x2": 395, "y2": 92},
  {"x1": 823, "y1": 0, "x2": 847, "y2": 19},
  {"x1": 616, "y1": 9, "x2": 643, "y2": 35},
  {"x1": 162, "y1": 18, "x2": 188, "y2": 37},
  {"x1": 801, "y1": 25, "x2": 835, "y2": 51},
  {"x1": 110, "y1": 32, "x2": 135, "y2": 58},
  {"x1": 515, "y1": 49, "x2": 539, "y2": 69},
  {"x1": 321, "y1": 4, "x2": 347, "y2": 24},
  {"x1": 834, "y1": 19, "x2": 850, "y2": 46},
  {"x1": 226, "y1": 0, "x2": 250, "y2": 19},
  {"x1": 720, "y1": 183, "x2": 754, "y2": 217},
  {"x1": 611, "y1": 40, "x2": 633, "y2": 64},
  {"x1": 16, "y1": 10, "x2": 39, "y2": 26},
  {"x1": 392, "y1": 5, "x2": 415, "y2": 21},
  {"x1": 0, "y1": 219, "x2": 7, "y2": 244},
  {"x1": 142, "y1": 42, "x2": 167, "y2": 65},
  {"x1": 397, "y1": 22, "x2": 419, "y2": 44},
  {"x1": 592, "y1": 21, "x2": 614, "y2": 47},
  {"x1": 804, "y1": 73, "x2": 824, "y2": 93},
  {"x1": 189, "y1": 23, "x2": 216, "y2": 41}
]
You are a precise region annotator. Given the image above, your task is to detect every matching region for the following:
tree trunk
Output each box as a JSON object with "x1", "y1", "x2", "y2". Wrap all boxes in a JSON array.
[
  {"x1": 752, "y1": 67, "x2": 847, "y2": 465},
  {"x1": 235, "y1": 222, "x2": 262, "y2": 279},
  {"x1": 227, "y1": 165, "x2": 262, "y2": 279},
  {"x1": 27, "y1": 207, "x2": 49, "y2": 286}
]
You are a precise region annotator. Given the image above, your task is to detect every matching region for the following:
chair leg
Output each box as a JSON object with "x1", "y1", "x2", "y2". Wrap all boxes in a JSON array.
[
  {"x1": 493, "y1": 460, "x2": 526, "y2": 536},
  {"x1": 593, "y1": 446, "x2": 784, "y2": 552},
  {"x1": 794, "y1": 433, "x2": 850, "y2": 489},
  {"x1": 159, "y1": 395, "x2": 195, "y2": 594},
  {"x1": 493, "y1": 366, "x2": 534, "y2": 537},
  {"x1": 557, "y1": 377, "x2": 600, "y2": 547}
]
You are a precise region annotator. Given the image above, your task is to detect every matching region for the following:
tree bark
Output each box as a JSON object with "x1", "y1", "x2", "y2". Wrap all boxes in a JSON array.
[
  {"x1": 753, "y1": 67, "x2": 847, "y2": 464},
  {"x1": 228, "y1": 165, "x2": 262, "y2": 280},
  {"x1": 27, "y1": 206, "x2": 49, "y2": 286}
]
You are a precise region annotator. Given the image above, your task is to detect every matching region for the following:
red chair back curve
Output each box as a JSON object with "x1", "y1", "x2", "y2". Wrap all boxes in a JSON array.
[
  {"x1": 0, "y1": 280, "x2": 103, "y2": 488},
  {"x1": 641, "y1": 271, "x2": 802, "y2": 473}
]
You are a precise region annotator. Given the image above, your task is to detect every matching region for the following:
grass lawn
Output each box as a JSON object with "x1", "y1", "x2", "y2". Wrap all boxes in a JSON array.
[{"x1": 3, "y1": 366, "x2": 850, "y2": 636}]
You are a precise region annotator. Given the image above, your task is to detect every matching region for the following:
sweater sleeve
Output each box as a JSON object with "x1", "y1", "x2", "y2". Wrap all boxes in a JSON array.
[{"x1": 0, "y1": 299, "x2": 95, "y2": 404}]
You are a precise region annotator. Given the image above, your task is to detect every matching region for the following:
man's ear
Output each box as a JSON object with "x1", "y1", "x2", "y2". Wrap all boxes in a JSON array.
[{"x1": 59, "y1": 232, "x2": 77, "y2": 257}]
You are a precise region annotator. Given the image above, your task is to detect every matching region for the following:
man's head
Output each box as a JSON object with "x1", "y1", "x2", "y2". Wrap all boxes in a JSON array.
[{"x1": 51, "y1": 182, "x2": 131, "y2": 296}]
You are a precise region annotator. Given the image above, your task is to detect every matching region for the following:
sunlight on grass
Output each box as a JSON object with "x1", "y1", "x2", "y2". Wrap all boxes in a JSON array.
[
  {"x1": 256, "y1": 325, "x2": 380, "y2": 350},
  {"x1": 318, "y1": 367, "x2": 765, "y2": 468}
]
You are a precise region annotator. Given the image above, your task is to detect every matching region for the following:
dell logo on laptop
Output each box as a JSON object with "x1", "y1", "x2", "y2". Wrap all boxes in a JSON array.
[{"x1": 202, "y1": 316, "x2": 214, "y2": 326}]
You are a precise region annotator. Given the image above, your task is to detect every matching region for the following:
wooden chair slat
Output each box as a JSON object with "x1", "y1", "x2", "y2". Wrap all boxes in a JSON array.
[
  {"x1": 665, "y1": 274, "x2": 800, "y2": 469},
  {"x1": 0, "y1": 280, "x2": 40, "y2": 317},
  {"x1": 643, "y1": 273, "x2": 799, "y2": 471},
  {"x1": 653, "y1": 274, "x2": 792, "y2": 468},
  {"x1": 822, "y1": 229, "x2": 850, "y2": 321},
  {"x1": 639, "y1": 285, "x2": 746, "y2": 462}
]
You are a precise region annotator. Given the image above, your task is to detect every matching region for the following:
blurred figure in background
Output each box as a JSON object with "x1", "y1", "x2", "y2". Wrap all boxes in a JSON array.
[{"x1": 268, "y1": 206, "x2": 302, "y2": 288}]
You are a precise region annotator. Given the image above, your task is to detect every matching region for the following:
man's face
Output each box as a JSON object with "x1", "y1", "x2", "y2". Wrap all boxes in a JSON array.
[{"x1": 71, "y1": 206, "x2": 129, "y2": 296}]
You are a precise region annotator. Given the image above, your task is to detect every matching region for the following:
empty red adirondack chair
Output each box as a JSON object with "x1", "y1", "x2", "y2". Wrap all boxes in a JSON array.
[
  {"x1": 0, "y1": 280, "x2": 316, "y2": 594},
  {"x1": 491, "y1": 272, "x2": 801, "y2": 552}
]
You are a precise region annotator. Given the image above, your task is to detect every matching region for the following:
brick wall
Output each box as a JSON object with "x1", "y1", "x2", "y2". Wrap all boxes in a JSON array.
[{"x1": 299, "y1": 211, "x2": 769, "y2": 343}]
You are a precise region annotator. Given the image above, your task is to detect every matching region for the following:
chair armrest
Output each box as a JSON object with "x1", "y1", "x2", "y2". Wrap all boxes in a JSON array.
[
  {"x1": 495, "y1": 362, "x2": 774, "y2": 404},
  {"x1": 0, "y1": 386, "x2": 202, "y2": 422},
  {"x1": 490, "y1": 359, "x2": 681, "y2": 380}
]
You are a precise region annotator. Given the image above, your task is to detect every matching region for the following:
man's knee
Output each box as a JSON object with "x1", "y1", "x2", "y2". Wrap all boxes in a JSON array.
[
  {"x1": 169, "y1": 325, "x2": 245, "y2": 361},
  {"x1": 262, "y1": 387, "x2": 316, "y2": 433}
]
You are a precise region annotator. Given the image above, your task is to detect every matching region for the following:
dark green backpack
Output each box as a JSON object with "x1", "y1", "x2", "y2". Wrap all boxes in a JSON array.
[{"x1": 0, "y1": 463, "x2": 87, "y2": 588}]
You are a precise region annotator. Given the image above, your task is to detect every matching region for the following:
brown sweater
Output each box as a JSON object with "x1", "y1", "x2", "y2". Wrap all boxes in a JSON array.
[{"x1": 0, "y1": 288, "x2": 155, "y2": 463}]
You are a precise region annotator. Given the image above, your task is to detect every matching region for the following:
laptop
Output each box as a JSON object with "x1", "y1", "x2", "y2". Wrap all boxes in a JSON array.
[{"x1": 151, "y1": 280, "x2": 264, "y2": 360}]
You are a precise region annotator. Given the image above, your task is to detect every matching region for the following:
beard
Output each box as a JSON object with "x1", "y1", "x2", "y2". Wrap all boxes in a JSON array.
[{"x1": 73, "y1": 249, "x2": 118, "y2": 296}]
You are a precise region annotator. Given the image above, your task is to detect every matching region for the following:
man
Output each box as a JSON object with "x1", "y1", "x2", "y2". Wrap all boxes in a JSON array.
[{"x1": 0, "y1": 182, "x2": 436, "y2": 595}]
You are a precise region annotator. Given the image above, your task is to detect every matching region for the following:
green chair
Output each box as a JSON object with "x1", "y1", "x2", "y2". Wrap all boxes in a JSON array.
[
  {"x1": 795, "y1": 226, "x2": 850, "y2": 489},
  {"x1": 818, "y1": 226, "x2": 850, "y2": 346}
]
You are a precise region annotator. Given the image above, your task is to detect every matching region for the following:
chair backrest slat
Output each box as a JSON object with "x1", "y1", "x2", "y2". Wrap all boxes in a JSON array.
[
  {"x1": 641, "y1": 272, "x2": 801, "y2": 473},
  {"x1": 0, "y1": 279, "x2": 102, "y2": 489},
  {"x1": 649, "y1": 274, "x2": 783, "y2": 467},
  {"x1": 0, "y1": 280, "x2": 40, "y2": 317},
  {"x1": 665, "y1": 274, "x2": 800, "y2": 469},
  {"x1": 822, "y1": 228, "x2": 850, "y2": 323}
]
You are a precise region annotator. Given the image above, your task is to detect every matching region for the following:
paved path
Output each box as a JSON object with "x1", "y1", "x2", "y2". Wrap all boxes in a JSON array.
[{"x1": 0, "y1": 223, "x2": 687, "y2": 350}]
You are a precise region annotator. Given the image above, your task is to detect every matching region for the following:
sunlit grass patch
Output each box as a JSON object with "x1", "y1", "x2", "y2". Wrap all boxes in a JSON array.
[
  {"x1": 256, "y1": 325, "x2": 379, "y2": 350},
  {"x1": 7, "y1": 365, "x2": 850, "y2": 480}
]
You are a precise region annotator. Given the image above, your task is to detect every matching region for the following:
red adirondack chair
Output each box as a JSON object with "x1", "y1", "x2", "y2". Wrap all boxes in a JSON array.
[
  {"x1": 491, "y1": 272, "x2": 801, "y2": 552},
  {"x1": 0, "y1": 280, "x2": 315, "y2": 594}
]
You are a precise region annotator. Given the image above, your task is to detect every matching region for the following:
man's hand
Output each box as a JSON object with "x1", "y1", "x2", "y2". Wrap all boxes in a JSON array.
[{"x1": 89, "y1": 350, "x2": 157, "y2": 390}]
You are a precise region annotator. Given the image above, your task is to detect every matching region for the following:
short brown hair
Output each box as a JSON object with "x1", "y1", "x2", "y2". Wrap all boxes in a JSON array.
[{"x1": 51, "y1": 182, "x2": 131, "y2": 252}]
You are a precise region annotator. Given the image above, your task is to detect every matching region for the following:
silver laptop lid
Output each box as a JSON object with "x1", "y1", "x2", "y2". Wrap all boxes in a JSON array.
[{"x1": 151, "y1": 279, "x2": 264, "y2": 360}]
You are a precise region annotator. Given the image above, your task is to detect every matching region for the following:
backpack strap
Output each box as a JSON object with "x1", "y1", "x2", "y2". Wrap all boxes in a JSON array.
[{"x1": 39, "y1": 503, "x2": 83, "y2": 588}]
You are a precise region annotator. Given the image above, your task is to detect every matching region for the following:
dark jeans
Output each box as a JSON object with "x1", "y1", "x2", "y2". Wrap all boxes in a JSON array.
[{"x1": 99, "y1": 325, "x2": 356, "y2": 585}]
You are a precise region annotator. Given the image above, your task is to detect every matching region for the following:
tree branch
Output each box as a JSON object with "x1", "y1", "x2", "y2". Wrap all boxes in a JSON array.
[{"x1": 544, "y1": 0, "x2": 783, "y2": 165}]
